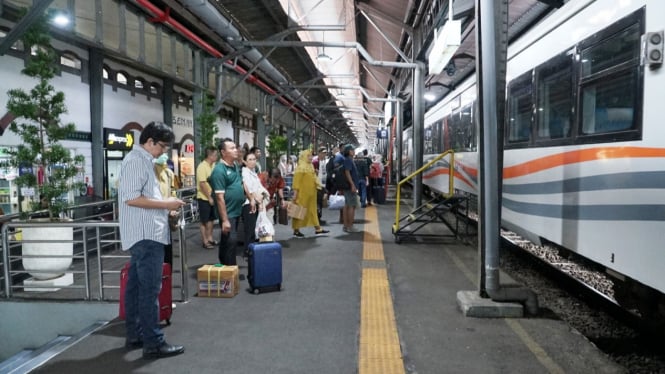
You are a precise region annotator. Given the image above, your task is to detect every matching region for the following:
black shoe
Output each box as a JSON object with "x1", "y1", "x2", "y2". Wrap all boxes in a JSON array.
[
  {"x1": 143, "y1": 342, "x2": 185, "y2": 359},
  {"x1": 315, "y1": 229, "x2": 330, "y2": 236},
  {"x1": 239, "y1": 274, "x2": 246, "y2": 281},
  {"x1": 125, "y1": 339, "x2": 143, "y2": 350}
]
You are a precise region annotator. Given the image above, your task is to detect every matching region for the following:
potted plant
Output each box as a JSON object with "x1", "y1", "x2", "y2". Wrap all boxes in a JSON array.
[
  {"x1": 197, "y1": 95, "x2": 219, "y2": 154},
  {"x1": 266, "y1": 132, "x2": 287, "y2": 170},
  {"x1": 5, "y1": 13, "x2": 84, "y2": 281}
]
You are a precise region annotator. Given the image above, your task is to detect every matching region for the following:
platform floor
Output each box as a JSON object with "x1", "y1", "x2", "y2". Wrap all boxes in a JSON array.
[{"x1": 32, "y1": 201, "x2": 624, "y2": 374}]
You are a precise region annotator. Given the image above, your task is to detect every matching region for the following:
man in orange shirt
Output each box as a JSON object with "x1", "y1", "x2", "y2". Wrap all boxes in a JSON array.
[{"x1": 196, "y1": 146, "x2": 219, "y2": 249}]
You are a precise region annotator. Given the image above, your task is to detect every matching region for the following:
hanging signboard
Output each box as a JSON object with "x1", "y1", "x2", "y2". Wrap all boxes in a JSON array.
[{"x1": 104, "y1": 128, "x2": 134, "y2": 150}]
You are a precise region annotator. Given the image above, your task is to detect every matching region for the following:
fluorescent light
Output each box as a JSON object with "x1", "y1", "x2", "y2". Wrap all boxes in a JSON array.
[
  {"x1": 50, "y1": 10, "x2": 71, "y2": 27},
  {"x1": 428, "y1": 19, "x2": 461, "y2": 75},
  {"x1": 424, "y1": 92, "x2": 437, "y2": 102}
]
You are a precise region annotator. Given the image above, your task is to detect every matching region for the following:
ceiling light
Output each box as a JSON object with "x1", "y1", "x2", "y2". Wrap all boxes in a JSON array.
[
  {"x1": 427, "y1": 0, "x2": 461, "y2": 75},
  {"x1": 49, "y1": 9, "x2": 70, "y2": 27},
  {"x1": 424, "y1": 92, "x2": 437, "y2": 102},
  {"x1": 317, "y1": 51, "x2": 332, "y2": 61}
]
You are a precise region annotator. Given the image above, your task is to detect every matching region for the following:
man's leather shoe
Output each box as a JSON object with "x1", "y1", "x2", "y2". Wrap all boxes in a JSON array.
[
  {"x1": 142, "y1": 342, "x2": 185, "y2": 359},
  {"x1": 125, "y1": 339, "x2": 143, "y2": 350}
]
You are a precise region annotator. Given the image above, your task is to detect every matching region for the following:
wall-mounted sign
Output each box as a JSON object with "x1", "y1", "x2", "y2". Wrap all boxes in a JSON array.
[
  {"x1": 66, "y1": 131, "x2": 93, "y2": 142},
  {"x1": 104, "y1": 128, "x2": 134, "y2": 150}
]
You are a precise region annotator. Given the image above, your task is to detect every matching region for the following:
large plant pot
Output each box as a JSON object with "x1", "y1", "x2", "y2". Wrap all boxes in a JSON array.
[{"x1": 22, "y1": 222, "x2": 74, "y2": 280}]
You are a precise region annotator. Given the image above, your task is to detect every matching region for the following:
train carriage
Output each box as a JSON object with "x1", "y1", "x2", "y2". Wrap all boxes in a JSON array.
[{"x1": 406, "y1": 0, "x2": 665, "y2": 311}]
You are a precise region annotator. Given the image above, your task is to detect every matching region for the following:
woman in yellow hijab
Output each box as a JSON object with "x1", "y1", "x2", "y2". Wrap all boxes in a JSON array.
[{"x1": 291, "y1": 149, "x2": 330, "y2": 238}]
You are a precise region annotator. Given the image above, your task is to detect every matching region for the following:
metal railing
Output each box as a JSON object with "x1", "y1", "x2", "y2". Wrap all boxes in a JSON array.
[
  {"x1": 0, "y1": 193, "x2": 199, "y2": 302},
  {"x1": 393, "y1": 150, "x2": 455, "y2": 233}
]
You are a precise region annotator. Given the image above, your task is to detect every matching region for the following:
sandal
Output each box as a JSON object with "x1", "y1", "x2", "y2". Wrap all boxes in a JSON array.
[
  {"x1": 203, "y1": 242, "x2": 215, "y2": 249},
  {"x1": 209, "y1": 240, "x2": 219, "y2": 245}
]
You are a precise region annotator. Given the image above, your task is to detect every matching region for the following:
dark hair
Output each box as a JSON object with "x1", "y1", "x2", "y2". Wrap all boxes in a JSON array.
[
  {"x1": 218, "y1": 138, "x2": 234, "y2": 152},
  {"x1": 204, "y1": 146, "x2": 217, "y2": 158},
  {"x1": 243, "y1": 151, "x2": 256, "y2": 161},
  {"x1": 363, "y1": 149, "x2": 368, "y2": 156},
  {"x1": 249, "y1": 146, "x2": 260, "y2": 154},
  {"x1": 140, "y1": 121, "x2": 174, "y2": 145},
  {"x1": 338, "y1": 143, "x2": 345, "y2": 150},
  {"x1": 270, "y1": 168, "x2": 281, "y2": 178}
]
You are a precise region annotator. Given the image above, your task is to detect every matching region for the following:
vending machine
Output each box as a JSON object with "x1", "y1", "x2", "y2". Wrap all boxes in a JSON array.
[
  {"x1": 0, "y1": 147, "x2": 19, "y2": 214},
  {"x1": 103, "y1": 128, "x2": 134, "y2": 199}
]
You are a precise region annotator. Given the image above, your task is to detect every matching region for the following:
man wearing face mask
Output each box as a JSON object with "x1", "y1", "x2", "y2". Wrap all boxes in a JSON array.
[
  {"x1": 154, "y1": 153, "x2": 177, "y2": 266},
  {"x1": 118, "y1": 121, "x2": 185, "y2": 359}
]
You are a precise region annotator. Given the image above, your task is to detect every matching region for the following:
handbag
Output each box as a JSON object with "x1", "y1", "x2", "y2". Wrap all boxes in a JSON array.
[
  {"x1": 278, "y1": 205, "x2": 289, "y2": 225},
  {"x1": 327, "y1": 194, "x2": 345, "y2": 210},
  {"x1": 286, "y1": 202, "x2": 306, "y2": 220}
]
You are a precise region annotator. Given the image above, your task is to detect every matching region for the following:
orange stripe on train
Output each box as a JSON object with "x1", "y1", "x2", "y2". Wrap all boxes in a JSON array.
[
  {"x1": 503, "y1": 147, "x2": 665, "y2": 179},
  {"x1": 423, "y1": 168, "x2": 475, "y2": 189}
]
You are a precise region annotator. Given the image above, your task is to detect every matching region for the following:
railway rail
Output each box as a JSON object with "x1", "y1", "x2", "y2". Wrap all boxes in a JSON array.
[{"x1": 459, "y1": 210, "x2": 665, "y2": 372}]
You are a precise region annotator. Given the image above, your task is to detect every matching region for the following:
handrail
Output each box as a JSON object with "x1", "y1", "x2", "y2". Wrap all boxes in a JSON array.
[
  {"x1": 393, "y1": 150, "x2": 455, "y2": 233},
  {"x1": 0, "y1": 200, "x2": 198, "y2": 301}
]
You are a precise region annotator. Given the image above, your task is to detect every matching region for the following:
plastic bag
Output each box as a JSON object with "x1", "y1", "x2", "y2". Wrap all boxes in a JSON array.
[
  {"x1": 328, "y1": 194, "x2": 345, "y2": 210},
  {"x1": 255, "y1": 210, "x2": 275, "y2": 239}
]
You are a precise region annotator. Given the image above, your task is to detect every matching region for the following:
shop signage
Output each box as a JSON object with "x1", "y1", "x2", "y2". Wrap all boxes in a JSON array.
[{"x1": 104, "y1": 128, "x2": 134, "y2": 150}]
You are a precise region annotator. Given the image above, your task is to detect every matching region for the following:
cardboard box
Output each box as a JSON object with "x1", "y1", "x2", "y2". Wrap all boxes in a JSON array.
[{"x1": 197, "y1": 265, "x2": 239, "y2": 298}]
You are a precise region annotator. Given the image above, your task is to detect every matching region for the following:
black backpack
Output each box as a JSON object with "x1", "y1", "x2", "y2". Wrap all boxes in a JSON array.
[
  {"x1": 332, "y1": 161, "x2": 350, "y2": 190},
  {"x1": 325, "y1": 155, "x2": 335, "y2": 182}
]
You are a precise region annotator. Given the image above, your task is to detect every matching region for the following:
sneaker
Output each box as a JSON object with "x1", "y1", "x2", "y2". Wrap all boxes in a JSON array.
[
  {"x1": 171, "y1": 302, "x2": 176, "y2": 310},
  {"x1": 344, "y1": 226, "x2": 360, "y2": 233},
  {"x1": 293, "y1": 231, "x2": 305, "y2": 238},
  {"x1": 315, "y1": 229, "x2": 330, "y2": 236}
]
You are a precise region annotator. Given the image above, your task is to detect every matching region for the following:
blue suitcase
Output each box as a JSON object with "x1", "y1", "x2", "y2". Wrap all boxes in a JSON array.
[{"x1": 247, "y1": 241, "x2": 283, "y2": 294}]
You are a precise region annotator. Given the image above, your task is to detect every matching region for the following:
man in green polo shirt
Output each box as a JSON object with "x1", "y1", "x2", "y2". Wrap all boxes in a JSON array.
[{"x1": 209, "y1": 138, "x2": 245, "y2": 265}]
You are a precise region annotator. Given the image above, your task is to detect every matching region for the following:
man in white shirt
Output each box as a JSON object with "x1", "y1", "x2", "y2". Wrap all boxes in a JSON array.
[{"x1": 313, "y1": 147, "x2": 328, "y2": 224}]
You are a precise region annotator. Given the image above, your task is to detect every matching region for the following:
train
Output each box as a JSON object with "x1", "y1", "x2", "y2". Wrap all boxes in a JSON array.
[{"x1": 400, "y1": 0, "x2": 665, "y2": 318}]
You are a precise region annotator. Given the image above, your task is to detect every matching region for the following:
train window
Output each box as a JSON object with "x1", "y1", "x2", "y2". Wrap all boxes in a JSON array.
[
  {"x1": 580, "y1": 71, "x2": 637, "y2": 135},
  {"x1": 506, "y1": 73, "x2": 533, "y2": 145},
  {"x1": 535, "y1": 54, "x2": 573, "y2": 141},
  {"x1": 432, "y1": 120, "x2": 444, "y2": 154},
  {"x1": 580, "y1": 23, "x2": 641, "y2": 77},
  {"x1": 460, "y1": 104, "x2": 475, "y2": 150},
  {"x1": 449, "y1": 111, "x2": 464, "y2": 151},
  {"x1": 577, "y1": 10, "x2": 643, "y2": 139},
  {"x1": 424, "y1": 124, "x2": 434, "y2": 154}
]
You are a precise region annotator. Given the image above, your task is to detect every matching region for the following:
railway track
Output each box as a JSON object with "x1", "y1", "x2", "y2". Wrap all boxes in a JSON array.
[
  {"x1": 499, "y1": 234, "x2": 665, "y2": 372},
  {"x1": 458, "y1": 210, "x2": 665, "y2": 372}
]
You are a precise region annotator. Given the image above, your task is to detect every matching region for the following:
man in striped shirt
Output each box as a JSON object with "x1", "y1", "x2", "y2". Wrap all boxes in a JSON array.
[{"x1": 118, "y1": 121, "x2": 186, "y2": 359}]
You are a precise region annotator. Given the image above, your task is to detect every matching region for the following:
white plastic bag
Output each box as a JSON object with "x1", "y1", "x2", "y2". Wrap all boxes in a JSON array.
[
  {"x1": 255, "y1": 209, "x2": 275, "y2": 239},
  {"x1": 328, "y1": 194, "x2": 345, "y2": 210}
]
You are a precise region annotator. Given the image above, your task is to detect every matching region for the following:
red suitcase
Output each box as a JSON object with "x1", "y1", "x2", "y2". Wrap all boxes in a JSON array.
[{"x1": 119, "y1": 262, "x2": 173, "y2": 325}]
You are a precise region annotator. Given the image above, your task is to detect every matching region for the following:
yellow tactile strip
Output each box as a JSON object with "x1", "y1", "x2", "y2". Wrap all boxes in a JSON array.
[{"x1": 359, "y1": 206, "x2": 405, "y2": 374}]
